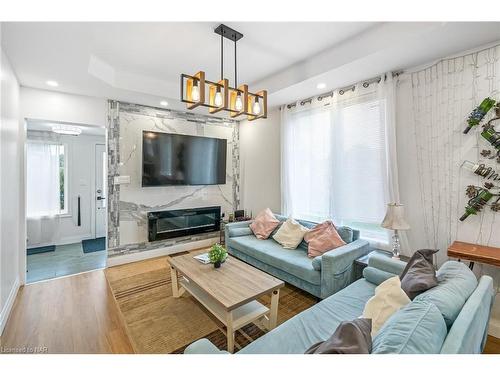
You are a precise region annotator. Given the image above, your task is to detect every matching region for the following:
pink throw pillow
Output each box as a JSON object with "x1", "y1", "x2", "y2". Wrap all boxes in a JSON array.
[
  {"x1": 249, "y1": 208, "x2": 281, "y2": 239},
  {"x1": 303, "y1": 220, "x2": 346, "y2": 258}
]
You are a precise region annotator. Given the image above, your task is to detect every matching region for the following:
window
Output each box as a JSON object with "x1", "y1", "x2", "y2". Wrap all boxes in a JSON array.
[
  {"x1": 282, "y1": 96, "x2": 389, "y2": 244},
  {"x1": 27, "y1": 142, "x2": 67, "y2": 217}
]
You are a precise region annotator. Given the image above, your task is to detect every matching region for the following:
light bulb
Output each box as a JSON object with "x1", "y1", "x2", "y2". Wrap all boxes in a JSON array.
[
  {"x1": 252, "y1": 98, "x2": 261, "y2": 115},
  {"x1": 191, "y1": 82, "x2": 200, "y2": 102},
  {"x1": 235, "y1": 93, "x2": 243, "y2": 111},
  {"x1": 214, "y1": 89, "x2": 223, "y2": 107}
]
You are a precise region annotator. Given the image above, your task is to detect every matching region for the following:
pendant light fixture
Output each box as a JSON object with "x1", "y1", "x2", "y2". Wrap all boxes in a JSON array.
[{"x1": 180, "y1": 24, "x2": 267, "y2": 120}]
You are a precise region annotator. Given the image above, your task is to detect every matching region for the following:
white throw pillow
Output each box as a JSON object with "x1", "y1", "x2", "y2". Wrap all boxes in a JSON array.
[
  {"x1": 272, "y1": 218, "x2": 309, "y2": 249},
  {"x1": 362, "y1": 276, "x2": 411, "y2": 337}
]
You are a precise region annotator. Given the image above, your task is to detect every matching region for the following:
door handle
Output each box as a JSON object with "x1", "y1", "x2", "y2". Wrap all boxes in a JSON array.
[{"x1": 97, "y1": 196, "x2": 106, "y2": 200}]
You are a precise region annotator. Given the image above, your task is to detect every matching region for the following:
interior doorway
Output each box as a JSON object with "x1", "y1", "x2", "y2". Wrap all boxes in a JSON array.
[{"x1": 25, "y1": 120, "x2": 107, "y2": 283}]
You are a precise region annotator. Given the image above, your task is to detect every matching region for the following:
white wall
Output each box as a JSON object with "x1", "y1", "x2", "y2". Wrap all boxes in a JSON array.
[
  {"x1": 0, "y1": 47, "x2": 21, "y2": 334},
  {"x1": 21, "y1": 87, "x2": 107, "y2": 127},
  {"x1": 26, "y1": 131, "x2": 106, "y2": 247},
  {"x1": 239, "y1": 108, "x2": 281, "y2": 216}
]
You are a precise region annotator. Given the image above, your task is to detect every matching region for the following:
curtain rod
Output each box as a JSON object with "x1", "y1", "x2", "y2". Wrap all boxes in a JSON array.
[{"x1": 284, "y1": 71, "x2": 403, "y2": 110}]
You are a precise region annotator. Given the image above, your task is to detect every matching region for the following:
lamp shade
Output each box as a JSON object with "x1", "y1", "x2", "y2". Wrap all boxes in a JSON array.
[{"x1": 381, "y1": 203, "x2": 410, "y2": 230}]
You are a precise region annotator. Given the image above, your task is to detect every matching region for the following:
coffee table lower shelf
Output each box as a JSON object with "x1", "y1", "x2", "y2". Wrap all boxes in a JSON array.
[
  {"x1": 178, "y1": 276, "x2": 270, "y2": 352},
  {"x1": 180, "y1": 277, "x2": 269, "y2": 329}
]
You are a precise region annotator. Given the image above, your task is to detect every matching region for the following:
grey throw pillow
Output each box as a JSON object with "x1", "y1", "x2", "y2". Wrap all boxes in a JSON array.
[
  {"x1": 400, "y1": 249, "x2": 438, "y2": 300},
  {"x1": 305, "y1": 318, "x2": 372, "y2": 354}
]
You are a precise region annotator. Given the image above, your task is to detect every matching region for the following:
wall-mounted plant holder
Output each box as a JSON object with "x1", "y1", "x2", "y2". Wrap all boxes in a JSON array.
[{"x1": 460, "y1": 185, "x2": 500, "y2": 221}]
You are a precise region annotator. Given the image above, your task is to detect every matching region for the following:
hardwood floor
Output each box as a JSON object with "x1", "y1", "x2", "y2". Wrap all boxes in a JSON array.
[
  {"x1": 484, "y1": 335, "x2": 500, "y2": 354},
  {"x1": 0, "y1": 270, "x2": 133, "y2": 354}
]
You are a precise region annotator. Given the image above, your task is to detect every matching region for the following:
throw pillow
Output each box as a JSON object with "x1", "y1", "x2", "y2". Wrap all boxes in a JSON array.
[
  {"x1": 272, "y1": 217, "x2": 309, "y2": 249},
  {"x1": 305, "y1": 318, "x2": 372, "y2": 354},
  {"x1": 400, "y1": 249, "x2": 438, "y2": 300},
  {"x1": 362, "y1": 276, "x2": 410, "y2": 336},
  {"x1": 249, "y1": 208, "x2": 281, "y2": 240},
  {"x1": 303, "y1": 220, "x2": 346, "y2": 258}
]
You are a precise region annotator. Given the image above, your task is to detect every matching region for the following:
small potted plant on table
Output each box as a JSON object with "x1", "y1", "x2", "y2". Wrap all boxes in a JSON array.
[{"x1": 208, "y1": 243, "x2": 228, "y2": 268}]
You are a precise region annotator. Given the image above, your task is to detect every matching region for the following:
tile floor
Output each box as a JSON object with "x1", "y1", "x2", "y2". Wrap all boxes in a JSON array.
[{"x1": 26, "y1": 241, "x2": 107, "y2": 283}]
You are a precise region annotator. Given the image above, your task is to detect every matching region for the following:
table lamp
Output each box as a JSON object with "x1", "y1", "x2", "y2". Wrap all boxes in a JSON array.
[{"x1": 381, "y1": 203, "x2": 410, "y2": 259}]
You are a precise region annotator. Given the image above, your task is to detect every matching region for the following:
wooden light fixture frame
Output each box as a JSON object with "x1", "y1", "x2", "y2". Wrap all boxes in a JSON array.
[{"x1": 180, "y1": 24, "x2": 267, "y2": 120}]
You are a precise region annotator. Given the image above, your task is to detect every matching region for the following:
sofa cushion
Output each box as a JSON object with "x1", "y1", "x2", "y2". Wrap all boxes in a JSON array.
[
  {"x1": 228, "y1": 235, "x2": 320, "y2": 285},
  {"x1": 249, "y1": 208, "x2": 280, "y2": 239},
  {"x1": 240, "y1": 279, "x2": 377, "y2": 354},
  {"x1": 363, "y1": 266, "x2": 396, "y2": 286},
  {"x1": 362, "y1": 276, "x2": 410, "y2": 336},
  {"x1": 337, "y1": 227, "x2": 354, "y2": 244},
  {"x1": 227, "y1": 226, "x2": 253, "y2": 238},
  {"x1": 400, "y1": 249, "x2": 438, "y2": 300},
  {"x1": 272, "y1": 218, "x2": 309, "y2": 249},
  {"x1": 372, "y1": 300, "x2": 447, "y2": 354},
  {"x1": 304, "y1": 221, "x2": 346, "y2": 258},
  {"x1": 414, "y1": 261, "x2": 478, "y2": 328}
]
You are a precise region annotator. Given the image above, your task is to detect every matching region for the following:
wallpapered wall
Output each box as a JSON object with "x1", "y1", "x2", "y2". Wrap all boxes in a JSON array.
[{"x1": 107, "y1": 101, "x2": 240, "y2": 259}]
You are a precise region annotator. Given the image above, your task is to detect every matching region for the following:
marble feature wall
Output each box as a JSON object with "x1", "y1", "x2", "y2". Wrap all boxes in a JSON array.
[{"x1": 107, "y1": 101, "x2": 240, "y2": 258}]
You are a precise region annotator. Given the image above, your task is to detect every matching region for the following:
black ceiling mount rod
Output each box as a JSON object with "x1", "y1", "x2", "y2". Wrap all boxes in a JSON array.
[
  {"x1": 234, "y1": 39, "x2": 237, "y2": 88},
  {"x1": 214, "y1": 24, "x2": 244, "y2": 88},
  {"x1": 220, "y1": 32, "x2": 223, "y2": 81}
]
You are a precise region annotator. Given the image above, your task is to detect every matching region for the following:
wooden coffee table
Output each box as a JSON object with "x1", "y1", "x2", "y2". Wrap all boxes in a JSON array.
[{"x1": 167, "y1": 250, "x2": 284, "y2": 353}]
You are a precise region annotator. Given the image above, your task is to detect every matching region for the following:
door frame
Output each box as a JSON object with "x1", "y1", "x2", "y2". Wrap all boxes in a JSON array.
[
  {"x1": 91, "y1": 143, "x2": 107, "y2": 239},
  {"x1": 21, "y1": 119, "x2": 108, "y2": 286}
]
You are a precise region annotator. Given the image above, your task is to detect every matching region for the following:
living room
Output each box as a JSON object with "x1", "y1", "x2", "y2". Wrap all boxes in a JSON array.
[{"x1": 1, "y1": 1, "x2": 500, "y2": 372}]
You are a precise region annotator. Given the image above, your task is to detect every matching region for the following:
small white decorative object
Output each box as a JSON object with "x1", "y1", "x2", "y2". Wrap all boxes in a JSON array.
[
  {"x1": 193, "y1": 253, "x2": 211, "y2": 264},
  {"x1": 381, "y1": 203, "x2": 410, "y2": 259}
]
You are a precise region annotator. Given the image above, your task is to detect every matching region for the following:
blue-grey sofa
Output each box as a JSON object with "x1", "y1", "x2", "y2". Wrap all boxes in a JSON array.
[
  {"x1": 224, "y1": 214, "x2": 371, "y2": 299},
  {"x1": 185, "y1": 254, "x2": 495, "y2": 354}
]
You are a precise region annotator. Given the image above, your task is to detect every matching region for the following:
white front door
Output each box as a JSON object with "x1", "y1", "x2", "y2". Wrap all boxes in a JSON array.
[{"x1": 95, "y1": 144, "x2": 106, "y2": 238}]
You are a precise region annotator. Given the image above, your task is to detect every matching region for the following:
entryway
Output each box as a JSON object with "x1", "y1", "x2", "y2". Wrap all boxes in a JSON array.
[{"x1": 25, "y1": 120, "x2": 107, "y2": 283}]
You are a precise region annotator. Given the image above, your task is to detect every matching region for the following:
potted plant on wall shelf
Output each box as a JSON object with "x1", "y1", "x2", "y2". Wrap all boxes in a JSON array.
[{"x1": 208, "y1": 243, "x2": 228, "y2": 268}]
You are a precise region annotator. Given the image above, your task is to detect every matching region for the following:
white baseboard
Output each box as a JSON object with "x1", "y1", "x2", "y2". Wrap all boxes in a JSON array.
[
  {"x1": 0, "y1": 276, "x2": 20, "y2": 335},
  {"x1": 107, "y1": 237, "x2": 219, "y2": 267}
]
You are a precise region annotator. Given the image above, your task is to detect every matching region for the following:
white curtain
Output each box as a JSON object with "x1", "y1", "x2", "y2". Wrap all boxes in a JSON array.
[
  {"x1": 26, "y1": 142, "x2": 62, "y2": 217},
  {"x1": 409, "y1": 44, "x2": 500, "y2": 264},
  {"x1": 281, "y1": 74, "x2": 403, "y2": 246}
]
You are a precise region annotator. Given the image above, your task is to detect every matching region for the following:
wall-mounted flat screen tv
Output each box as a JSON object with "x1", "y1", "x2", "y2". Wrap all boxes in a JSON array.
[{"x1": 142, "y1": 131, "x2": 227, "y2": 187}]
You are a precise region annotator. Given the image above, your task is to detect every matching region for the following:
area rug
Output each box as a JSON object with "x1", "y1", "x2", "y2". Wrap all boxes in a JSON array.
[
  {"x1": 27, "y1": 245, "x2": 55, "y2": 255},
  {"x1": 105, "y1": 254, "x2": 316, "y2": 354},
  {"x1": 82, "y1": 237, "x2": 106, "y2": 253}
]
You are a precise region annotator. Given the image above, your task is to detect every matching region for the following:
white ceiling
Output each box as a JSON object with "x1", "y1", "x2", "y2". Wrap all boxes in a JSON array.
[{"x1": 2, "y1": 22, "x2": 500, "y2": 110}]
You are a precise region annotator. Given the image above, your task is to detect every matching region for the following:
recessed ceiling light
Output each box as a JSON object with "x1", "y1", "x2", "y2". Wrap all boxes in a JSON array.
[
  {"x1": 52, "y1": 124, "x2": 82, "y2": 136},
  {"x1": 46, "y1": 80, "x2": 59, "y2": 87},
  {"x1": 316, "y1": 83, "x2": 327, "y2": 90},
  {"x1": 160, "y1": 100, "x2": 169, "y2": 106}
]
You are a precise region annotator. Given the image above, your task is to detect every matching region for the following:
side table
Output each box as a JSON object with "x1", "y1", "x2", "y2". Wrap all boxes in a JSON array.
[{"x1": 447, "y1": 241, "x2": 500, "y2": 270}]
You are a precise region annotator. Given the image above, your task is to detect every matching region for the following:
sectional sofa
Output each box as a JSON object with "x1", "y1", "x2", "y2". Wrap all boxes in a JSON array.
[
  {"x1": 185, "y1": 254, "x2": 495, "y2": 354},
  {"x1": 224, "y1": 214, "x2": 371, "y2": 299}
]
